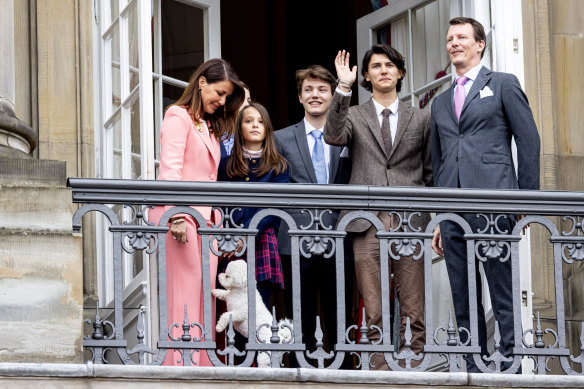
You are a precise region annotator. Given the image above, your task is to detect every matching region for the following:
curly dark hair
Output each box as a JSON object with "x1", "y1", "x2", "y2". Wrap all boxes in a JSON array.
[{"x1": 360, "y1": 44, "x2": 406, "y2": 93}]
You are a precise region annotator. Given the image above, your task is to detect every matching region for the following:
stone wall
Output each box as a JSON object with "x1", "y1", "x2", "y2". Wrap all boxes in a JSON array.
[
  {"x1": 522, "y1": 0, "x2": 584, "y2": 374},
  {"x1": 18, "y1": 0, "x2": 99, "y2": 308},
  {"x1": 0, "y1": 159, "x2": 83, "y2": 363}
]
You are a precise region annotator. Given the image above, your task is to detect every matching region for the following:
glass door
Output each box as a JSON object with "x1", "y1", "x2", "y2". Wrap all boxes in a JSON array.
[{"x1": 93, "y1": 0, "x2": 221, "y2": 362}]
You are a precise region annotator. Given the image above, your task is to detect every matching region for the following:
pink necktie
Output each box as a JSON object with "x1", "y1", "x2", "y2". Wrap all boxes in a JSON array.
[{"x1": 454, "y1": 76, "x2": 468, "y2": 121}]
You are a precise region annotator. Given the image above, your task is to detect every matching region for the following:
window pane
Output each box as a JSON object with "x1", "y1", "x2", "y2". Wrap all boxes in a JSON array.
[
  {"x1": 162, "y1": 82, "x2": 185, "y2": 112},
  {"x1": 106, "y1": 24, "x2": 121, "y2": 113},
  {"x1": 154, "y1": 79, "x2": 160, "y2": 162},
  {"x1": 110, "y1": 113, "x2": 122, "y2": 179},
  {"x1": 133, "y1": 252, "x2": 144, "y2": 279},
  {"x1": 411, "y1": 0, "x2": 449, "y2": 91},
  {"x1": 151, "y1": 0, "x2": 159, "y2": 73},
  {"x1": 110, "y1": 0, "x2": 119, "y2": 24},
  {"x1": 127, "y1": 1, "x2": 140, "y2": 94},
  {"x1": 161, "y1": 0, "x2": 205, "y2": 82},
  {"x1": 130, "y1": 95, "x2": 142, "y2": 179}
]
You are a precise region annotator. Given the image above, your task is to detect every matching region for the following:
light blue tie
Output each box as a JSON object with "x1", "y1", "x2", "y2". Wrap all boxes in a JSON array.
[{"x1": 310, "y1": 130, "x2": 327, "y2": 184}]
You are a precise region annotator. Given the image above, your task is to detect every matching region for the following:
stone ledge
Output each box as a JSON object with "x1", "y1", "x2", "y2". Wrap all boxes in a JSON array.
[
  {"x1": 0, "y1": 363, "x2": 583, "y2": 388},
  {"x1": 0, "y1": 158, "x2": 66, "y2": 186}
]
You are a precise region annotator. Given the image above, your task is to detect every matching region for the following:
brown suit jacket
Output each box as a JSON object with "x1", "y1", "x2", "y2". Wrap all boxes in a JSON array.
[{"x1": 324, "y1": 91, "x2": 433, "y2": 233}]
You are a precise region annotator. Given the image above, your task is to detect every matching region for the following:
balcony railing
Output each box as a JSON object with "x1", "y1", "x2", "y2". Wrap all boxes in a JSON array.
[{"x1": 68, "y1": 178, "x2": 584, "y2": 374}]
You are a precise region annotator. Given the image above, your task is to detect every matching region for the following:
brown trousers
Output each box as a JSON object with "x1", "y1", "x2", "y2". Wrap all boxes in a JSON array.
[{"x1": 352, "y1": 212, "x2": 425, "y2": 370}]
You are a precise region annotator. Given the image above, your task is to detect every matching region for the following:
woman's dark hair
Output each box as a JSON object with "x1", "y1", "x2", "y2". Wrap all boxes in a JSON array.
[
  {"x1": 173, "y1": 58, "x2": 244, "y2": 139},
  {"x1": 226, "y1": 102, "x2": 288, "y2": 178},
  {"x1": 360, "y1": 44, "x2": 406, "y2": 93}
]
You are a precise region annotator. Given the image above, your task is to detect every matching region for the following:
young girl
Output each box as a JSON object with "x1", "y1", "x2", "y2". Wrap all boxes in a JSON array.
[{"x1": 218, "y1": 102, "x2": 289, "y2": 308}]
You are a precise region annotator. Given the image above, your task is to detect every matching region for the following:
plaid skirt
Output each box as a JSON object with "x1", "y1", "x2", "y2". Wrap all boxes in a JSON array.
[{"x1": 218, "y1": 227, "x2": 284, "y2": 289}]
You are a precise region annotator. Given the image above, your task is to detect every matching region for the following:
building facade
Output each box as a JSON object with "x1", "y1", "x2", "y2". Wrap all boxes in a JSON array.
[{"x1": 0, "y1": 0, "x2": 582, "y2": 372}]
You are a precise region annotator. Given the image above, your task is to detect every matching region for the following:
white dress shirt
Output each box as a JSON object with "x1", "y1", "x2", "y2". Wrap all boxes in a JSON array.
[
  {"x1": 372, "y1": 97, "x2": 399, "y2": 144},
  {"x1": 454, "y1": 63, "x2": 483, "y2": 101},
  {"x1": 304, "y1": 118, "x2": 331, "y2": 183}
]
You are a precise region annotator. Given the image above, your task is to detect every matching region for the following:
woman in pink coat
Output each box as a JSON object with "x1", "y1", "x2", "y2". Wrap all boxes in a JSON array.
[{"x1": 150, "y1": 58, "x2": 244, "y2": 366}]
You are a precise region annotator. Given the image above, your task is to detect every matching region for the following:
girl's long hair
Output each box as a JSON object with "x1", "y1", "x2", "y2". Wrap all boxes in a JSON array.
[
  {"x1": 226, "y1": 103, "x2": 288, "y2": 178},
  {"x1": 172, "y1": 58, "x2": 244, "y2": 139}
]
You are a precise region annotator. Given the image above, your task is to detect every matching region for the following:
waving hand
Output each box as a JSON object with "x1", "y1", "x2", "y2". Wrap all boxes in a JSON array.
[{"x1": 334, "y1": 50, "x2": 357, "y2": 90}]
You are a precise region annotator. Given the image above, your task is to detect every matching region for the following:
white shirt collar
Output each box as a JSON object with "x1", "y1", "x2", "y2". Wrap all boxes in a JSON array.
[
  {"x1": 304, "y1": 118, "x2": 322, "y2": 135},
  {"x1": 456, "y1": 63, "x2": 483, "y2": 83},
  {"x1": 372, "y1": 96, "x2": 399, "y2": 117}
]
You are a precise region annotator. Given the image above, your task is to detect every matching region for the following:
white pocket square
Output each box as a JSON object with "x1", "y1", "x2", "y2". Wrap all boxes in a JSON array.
[
  {"x1": 480, "y1": 86, "x2": 494, "y2": 98},
  {"x1": 340, "y1": 146, "x2": 350, "y2": 158}
]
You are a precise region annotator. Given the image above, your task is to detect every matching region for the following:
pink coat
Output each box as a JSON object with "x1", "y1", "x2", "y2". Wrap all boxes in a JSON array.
[
  {"x1": 149, "y1": 105, "x2": 220, "y2": 367},
  {"x1": 153, "y1": 105, "x2": 221, "y2": 222}
]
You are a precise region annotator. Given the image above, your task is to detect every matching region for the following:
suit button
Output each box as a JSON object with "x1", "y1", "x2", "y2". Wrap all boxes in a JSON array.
[
  {"x1": 387, "y1": 163, "x2": 391, "y2": 169},
  {"x1": 459, "y1": 134, "x2": 464, "y2": 138},
  {"x1": 456, "y1": 157, "x2": 458, "y2": 161},
  {"x1": 251, "y1": 159, "x2": 256, "y2": 164},
  {"x1": 210, "y1": 174, "x2": 216, "y2": 180},
  {"x1": 245, "y1": 177, "x2": 249, "y2": 182}
]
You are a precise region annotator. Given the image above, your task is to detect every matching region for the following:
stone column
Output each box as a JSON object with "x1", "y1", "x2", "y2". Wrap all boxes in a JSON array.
[
  {"x1": 0, "y1": 0, "x2": 37, "y2": 158},
  {"x1": 0, "y1": 0, "x2": 83, "y2": 363}
]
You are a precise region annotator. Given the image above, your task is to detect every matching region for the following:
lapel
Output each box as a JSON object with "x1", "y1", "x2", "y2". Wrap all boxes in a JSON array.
[
  {"x1": 293, "y1": 121, "x2": 318, "y2": 183},
  {"x1": 192, "y1": 118, "x2": 216, "y2": 161},
  {"x1": 209, "y1": 131, "x2": 220, "y2": 169},
  {"x1": 389, "y1": 101, "x2": 413, "y2": 159},
  {"x1": 328, "y1": 145, "x2": 341, "y2": 183},
  {"x1": 460, "y1": 66, "x2": 492, "y2": 122},
  {"x1": 359, "y1": 99, "x2": 387, "y2": 157},
  {"x1": 446, "y1": 82, "x2": 458, "y2": 123}
]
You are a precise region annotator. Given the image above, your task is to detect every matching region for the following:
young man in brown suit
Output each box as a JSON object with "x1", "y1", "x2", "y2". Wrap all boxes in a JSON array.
[{"x1": 324, "y1": 45, "x2": 432, "y2": 369}]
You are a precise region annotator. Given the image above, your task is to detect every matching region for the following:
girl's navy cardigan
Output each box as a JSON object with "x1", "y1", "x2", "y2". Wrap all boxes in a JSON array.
[{"x1": 218, "y1": 156, "x2": 290, "y2": 234}]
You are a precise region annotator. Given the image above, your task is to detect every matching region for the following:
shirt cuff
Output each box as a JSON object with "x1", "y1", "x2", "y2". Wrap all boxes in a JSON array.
[{"x1": 335, "y1": 87, "x2": 352, "y2": 97}]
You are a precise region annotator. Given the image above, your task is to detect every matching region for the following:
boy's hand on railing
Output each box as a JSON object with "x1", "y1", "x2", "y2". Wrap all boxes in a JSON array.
[{"x1": 432, "y1": 225, "x2": 443, "y2": 256}]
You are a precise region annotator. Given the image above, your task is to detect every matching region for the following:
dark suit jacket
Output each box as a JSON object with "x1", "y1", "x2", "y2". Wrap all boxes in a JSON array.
[
  {"x1": 274, "y1": 119, "x2": 351, "y2": 255},
  {"x1": 324, "y1": 92, "x2": 433, "y2": 233},
  {"x1": 430, "y1": 66, "x2": 540, "y2": 191}
]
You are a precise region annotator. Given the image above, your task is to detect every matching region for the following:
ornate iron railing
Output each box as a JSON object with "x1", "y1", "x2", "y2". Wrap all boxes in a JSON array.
[{"x1": 69, "y1": 178, "x2": 584, "y2": 374}]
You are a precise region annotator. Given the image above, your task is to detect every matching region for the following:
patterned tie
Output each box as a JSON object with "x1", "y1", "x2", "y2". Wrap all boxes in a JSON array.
[
  {"x1": 310, "y1": 130, "x2": 327, "y2": 184},
  {"x1": 454, "y1": 76, "x2": 469, "y2": 121},
  {"x1": 381, "y1": 108, "x2": 392, "y2": 154}
]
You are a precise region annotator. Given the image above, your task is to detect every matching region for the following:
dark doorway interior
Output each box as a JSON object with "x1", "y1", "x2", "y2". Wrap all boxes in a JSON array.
[{"x1": 221, "y1": 0, "x2": 372, "y2": 131}]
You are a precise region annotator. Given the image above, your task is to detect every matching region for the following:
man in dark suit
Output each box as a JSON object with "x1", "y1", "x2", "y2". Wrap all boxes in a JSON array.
[
  {"x1": 324, "y1": 45, "x2": 432, "y2": 369},
  {"x1": 431, "y1": 17, "x2": 540, "y2": 372},
  {"x1": 274, "y1": 65, "x2": 351, "y2": 357}
]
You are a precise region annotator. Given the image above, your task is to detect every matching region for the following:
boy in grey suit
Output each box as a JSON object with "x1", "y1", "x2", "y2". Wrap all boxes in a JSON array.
[
  {"x1": 431, "y1": 17, "x2": 540, "y2": 372},
  {"x1": 274, "y1": 65, "x2": 352, "y2": 360},
  {"x1": 324, "y1": 45, "x2": 432, "y2": 369}
]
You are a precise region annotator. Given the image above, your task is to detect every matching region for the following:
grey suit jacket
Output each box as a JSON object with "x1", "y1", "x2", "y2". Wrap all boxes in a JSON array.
[
  {"x1": 274, "y1": 120, "x2": 351, "y2": 255},
  {"x1": 430, "y1": 66, "x2": 540, "y2": 191},
  {"x1": 324, "y1": 92, "x2": 433, "y2": 233}
]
